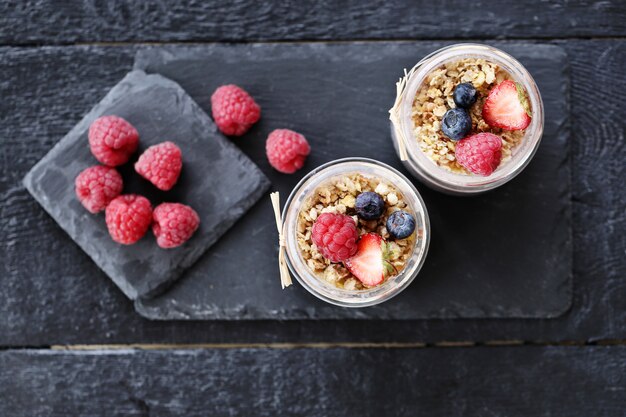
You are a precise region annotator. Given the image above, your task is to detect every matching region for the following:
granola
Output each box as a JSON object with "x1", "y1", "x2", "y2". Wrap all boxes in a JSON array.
[
  {"x1": 411, "y1": 58, "x2": 526, "y2": 174},
  {"x1": 296, "y1": 173, "x2": 417, "y2": 290}
]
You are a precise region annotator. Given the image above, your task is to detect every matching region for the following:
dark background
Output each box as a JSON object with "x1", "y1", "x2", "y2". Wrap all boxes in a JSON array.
[{"x1": 1, "y1": 1, "x2": 625, "y2": 416}]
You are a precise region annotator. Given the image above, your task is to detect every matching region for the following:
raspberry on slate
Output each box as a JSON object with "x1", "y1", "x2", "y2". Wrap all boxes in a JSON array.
[
  {"x1": 211, "y1": 84, "x2": 261, "y2": 136},
  {"x1": 455, "y1": 133, "x2": 503, "y2": 176},
  {"x1": 311, "y1": 213, "x2": 358, "y2": 263},
  {"x1": 152, "y1": 203, "x2": 200, "y2": 249},
  {"x1": 75, "y1": 165, "x2": 123, "y2": 213},
  {"x1": 134, "y1": 141, "x2": 183, "y2": 191},
  {"x1": 265, "y1": 129, "x2": 311, "y2": 174},
  {"x1": 88, "y1": 115, "x2": 139, "y2": 166},
  {"x1": 105, "y1": 195, "x2": 153, "y2": 245}
]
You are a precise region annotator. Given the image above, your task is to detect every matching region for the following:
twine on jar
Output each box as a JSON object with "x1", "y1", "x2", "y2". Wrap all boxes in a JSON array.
[
  {"x1": 270, "y1": 191, "x2": 292, "y2": 289},
  {"x1": 389, "y1": 66, "x2": 419, "y2": 162}
]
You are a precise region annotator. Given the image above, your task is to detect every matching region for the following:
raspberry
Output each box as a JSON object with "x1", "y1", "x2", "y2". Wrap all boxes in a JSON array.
[
  {"x1": 152, "y1": 203, "x2": 200, "y2": 249},
  {"x1": 311, "y1": 213, "x2": 358, "y2": 263},
  {"x1": 211, "y1": 85, "x2": 261, "y2": 136},
  {"x1": 105, "y1": 195, "x2": 152, "y2": 245},
  {"x1": 134, "y1": 141, "x2": 182, "y2": 191},
  {"x1": 455, "y1": 133, "x2": 503, "y2": 176},
  {"x1": 75, "y1": 165, "x2": 123, "y2": 213},
  {"x1": 265, "y1": 129, "x2": 311, "y2": 174},
  {"x1": 88, "y1": 115, "x2": 139, "y2": 166}
]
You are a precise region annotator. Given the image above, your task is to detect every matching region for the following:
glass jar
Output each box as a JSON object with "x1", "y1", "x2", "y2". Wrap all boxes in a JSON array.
[
  {"x1": 282, "y1": 157, "x2": 430, "y2": 307},
  {"x1": 389, "y1": 43, "x2": 544, "y2": 194}
]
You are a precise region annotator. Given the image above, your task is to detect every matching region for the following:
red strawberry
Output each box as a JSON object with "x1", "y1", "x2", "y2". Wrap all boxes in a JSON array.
[
  {"x1": 344, "y1": 233, "x2": 395, "y2": 287},
  {"x1": 482, "y1": 80, "x2": 532, "y2": 131}
]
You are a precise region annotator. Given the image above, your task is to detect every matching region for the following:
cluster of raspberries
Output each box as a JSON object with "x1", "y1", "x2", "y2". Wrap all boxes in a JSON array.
[
  {"x1": 76, "y1": 84, "x2": 309, "y2": 250},
  {"x1": 210, "y1": 84, "x2": 311, "y2": 174},
  {"x1": 75, "y1": 115, "x2": 200, "y2": 248}
]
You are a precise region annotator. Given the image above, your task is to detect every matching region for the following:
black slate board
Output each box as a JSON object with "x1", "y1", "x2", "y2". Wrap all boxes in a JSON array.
[
  {"x1": 133, "y1": 42, "x2": 571, "y2": 320},
  {"x1": 23, "y1": 70, "x2": 270, "y2": 300}
]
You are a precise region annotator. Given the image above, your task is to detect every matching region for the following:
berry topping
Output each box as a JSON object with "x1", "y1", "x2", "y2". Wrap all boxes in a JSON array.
[
  {"x1": 88, "y1": 115, "x2": 139, "y2": 166},
  {"x1": 344, "y1": 233, "x2": 395, "y2": 287},
  {"x1": 105, "y1": 195, "x2": 152, "y2": 245},
  {"x1": 386, "y1": 211, "x2": 416, "y2": 240},
  {"x1": 311, "y1": 213, "x2": 358, "y2": 263},
  {"x1": 455, "y1": 133, "x2": 503, "y2": 176},
  {"x1": 75, "y1": 165, "x2": 123, "y2": 213},
  {"x1": 482, "y1": 80, "x2": 532, "y2": 131},
  {"x1": 211, "y1": 84, "x2": 261, "y2": 136},
  {"x1": 355, "y1": 192, "x2": 386, "y2": 220},
  {"x1": 441, "y1": 108, "x2": 472, "y2": 141},
  {"x1": 265, "y1": 129, "x2": 311, "y2": 174},
  {"x1": 453, "y1": 83, "x2": 478, "y2": 108},
  {"x1": 134, "y1": 141, "x2": 182, "y2": 191},
  {"x1": 152, "y1": 203, "x2": 200, "y2": 249}
]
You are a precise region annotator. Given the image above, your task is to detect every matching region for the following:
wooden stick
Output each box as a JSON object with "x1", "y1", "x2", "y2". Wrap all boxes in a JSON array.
[
  {"x1": 389, "y1": 65, "x2": 419, "y2": 162},
  {"x1": 270, "y1": 192, "x2": 292, "y2": 289}
]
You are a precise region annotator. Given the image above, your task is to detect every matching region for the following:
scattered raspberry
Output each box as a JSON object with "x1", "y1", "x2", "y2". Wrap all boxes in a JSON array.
[
  {"x1": 88, "y1": 115, "x2": 139, "y2": 166},
  {"x1": 75, "y1": 165, "x2": 123, "y2": 213},
  {"x1": 152, "y1": 203, "x2": 200, "y2": 249},
  {"x1": 455, "y1": 133, "x2": 503, "y2": 176},
  {"x1": 105, "y1": 195, "x2": 153, "y2": 245},
  {"x1": 134, "y1": 141, "x2": 182, "y2": 191},
  {"x1": 211, "y1": 85, "x2": 261, "y2": 136},
  {"x1": 311, "y1": 213, "x2": 358, "y2": 263},
  {"x1": 265, "y1": 129, "x2": 311, "y2": 174}
]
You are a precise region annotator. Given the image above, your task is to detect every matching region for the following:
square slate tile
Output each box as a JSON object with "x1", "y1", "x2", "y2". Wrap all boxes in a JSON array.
[
  {"x1": 23, "y1": 70, "x2": 270, "y2": 299},
  {"x1": 133, "y1": 42, "x2": 571, "y2": 320}
]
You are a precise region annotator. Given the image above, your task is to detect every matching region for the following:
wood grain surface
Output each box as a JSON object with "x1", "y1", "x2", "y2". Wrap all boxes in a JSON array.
[
  {"x1": 1, "y1": 0, "x2": 625, "y2": 44},
  {"x1": 1, "y1": 1, "x2": 625, "y2": 414},
  {"x1": 2, "y1": 345, "x2": 625, "y2": 416},
  {"x1": 1, "y1": 40, "x2": 624, "y2": 345}
]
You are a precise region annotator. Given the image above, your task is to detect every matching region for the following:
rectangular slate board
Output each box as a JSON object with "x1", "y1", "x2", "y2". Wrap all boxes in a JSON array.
[
  {"x1": 133, "y1": 42, "x2": 571, "y2": 320},
  {"x1": 23, "y1": 70, "x2": 270, "y2": 300}
]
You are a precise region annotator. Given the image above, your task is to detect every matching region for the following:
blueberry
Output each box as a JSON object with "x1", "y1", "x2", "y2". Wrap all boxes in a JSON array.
[
  {"x1": 386, "y1": 211, "x2": 416, "y2": 239},
  {"x1": 441, "y1": 108, "x2": 472, "y2": 141},
  {"x1": 453, "y1": 83, "x2": 478, "y2": 108},
  {"x1": 355, "y1": 192, "x2": 385, "y2": 220}
]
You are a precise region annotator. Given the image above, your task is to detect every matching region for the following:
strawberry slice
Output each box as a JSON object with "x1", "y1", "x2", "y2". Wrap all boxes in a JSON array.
[
  {"x1": 482, "y1": 80, "x2": 532, "y2": 131},
  {"x1": 344, "y1": 233, "x2": 395, "y2": 287}
]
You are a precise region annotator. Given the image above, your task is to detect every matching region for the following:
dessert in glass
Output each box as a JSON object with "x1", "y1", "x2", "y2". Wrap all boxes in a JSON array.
[
  {"x1": 281, "y1": 158, "x2": 430, "y2": 307},
  {"x1": 390, "y1": 43, "x2": 544, "y2": 194}
]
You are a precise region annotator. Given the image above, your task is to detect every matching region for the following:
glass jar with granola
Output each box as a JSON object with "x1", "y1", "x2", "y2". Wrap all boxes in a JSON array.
[
  {"x1": 281, "y1": 158, "x2": 430, "y2": 307},
  {"x1": 390, "y1": 43, "x2": 544, "y2": 194}
]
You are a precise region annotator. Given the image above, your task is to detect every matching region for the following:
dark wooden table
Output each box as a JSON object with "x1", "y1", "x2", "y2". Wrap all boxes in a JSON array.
[{"x1": 1, "y1": 1, "x2": 625, "y2": 415}]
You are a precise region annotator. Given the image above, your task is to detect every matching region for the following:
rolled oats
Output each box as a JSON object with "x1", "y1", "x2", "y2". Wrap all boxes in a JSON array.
[
  {"x1": 412, "y1": 58, "x2": 526, "y2": 175},
  {"x1": 297, "y1": 173, "x2": 416, "y2": 290}
]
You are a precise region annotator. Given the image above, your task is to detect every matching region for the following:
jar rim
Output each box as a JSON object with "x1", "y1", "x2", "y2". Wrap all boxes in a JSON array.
[
  {"x1": 281, "y1": 157, "x2": 430, "y2": 307},
  {"x1": 390, "y1": 43, "x2": 544, "y2": 193}
]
